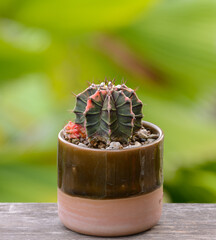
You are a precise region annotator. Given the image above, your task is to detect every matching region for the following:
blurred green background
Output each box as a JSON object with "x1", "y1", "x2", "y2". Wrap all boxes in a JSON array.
[{"x1": 0, "y1": 0, "x2": 216, "y2": 202}]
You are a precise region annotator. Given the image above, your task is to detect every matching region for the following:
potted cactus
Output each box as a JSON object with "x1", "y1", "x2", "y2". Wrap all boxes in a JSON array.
[{"x1": 58, "y1": 80, "x2": 164, "y2": 236}]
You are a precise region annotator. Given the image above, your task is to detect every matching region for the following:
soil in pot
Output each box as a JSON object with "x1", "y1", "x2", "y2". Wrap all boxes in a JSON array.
[{"x1": 63, "y1": 121, "x2": 159, "y2": 150}]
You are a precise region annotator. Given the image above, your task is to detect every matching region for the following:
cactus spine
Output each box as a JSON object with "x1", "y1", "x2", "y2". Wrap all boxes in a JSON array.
[{"x1": 73, "y1": 81, "x2": 143, "y2": 143}]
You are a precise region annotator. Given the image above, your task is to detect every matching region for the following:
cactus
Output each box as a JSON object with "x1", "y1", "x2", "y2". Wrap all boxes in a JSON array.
[
  {"x1": 73, "y1": 81, "x2": 143, "y2": 144},
  {"x1": 63, "y1": 121, "x2": 86, "y2": 141}
]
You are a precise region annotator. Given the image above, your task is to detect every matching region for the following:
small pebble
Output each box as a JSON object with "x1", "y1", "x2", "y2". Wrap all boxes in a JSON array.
[
  {"x1": 126, "y1": 142, "x2": 142, "y2": 148},
  {"x1": 148, "y1": 134, "x2": 159, "y2": 139},
  {"x1": 134, "y1": 141, "x2": 142, "y2": 147},
  {"x1": 124, "y1": 145, "x2": 133, "y2": 149},
  {"x1": 106, "y1": 142, "x2": 123, "y2": 150},
  {"x1": 136, "y1": 129, "x2": 149, "y2": 139},
  {"x1": 78, "y1": 143, "x2": 87, "y2": 148}
]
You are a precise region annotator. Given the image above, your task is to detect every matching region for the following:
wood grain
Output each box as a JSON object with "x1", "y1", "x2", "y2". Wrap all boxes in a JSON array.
[{"x1": 0, "y1": 203, "x2": 215, "y2": 240}]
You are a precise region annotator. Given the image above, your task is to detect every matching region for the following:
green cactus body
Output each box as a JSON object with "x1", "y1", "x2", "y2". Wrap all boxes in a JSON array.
[
  {"x1": 74, "y1": 82, "x2": 143, "y2": 143},
  {"x1": 73, "y1": 85, "x2": 97, "y2": 125},
  {"x1": 119, "y1": 84, "x2": 143, "y2": 132}
]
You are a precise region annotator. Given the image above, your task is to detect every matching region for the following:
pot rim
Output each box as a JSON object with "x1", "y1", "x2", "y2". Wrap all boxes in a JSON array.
[{"x1": 58, "y1": 120, "x2": 164, "y2": 152}]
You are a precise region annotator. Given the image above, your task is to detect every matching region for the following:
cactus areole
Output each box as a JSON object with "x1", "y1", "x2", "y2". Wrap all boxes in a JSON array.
[{"x1": 73, "y1": 81, "x2": 143, "y2": 145}]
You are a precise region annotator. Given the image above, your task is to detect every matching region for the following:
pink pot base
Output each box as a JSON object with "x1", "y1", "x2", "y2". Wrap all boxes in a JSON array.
[{"x1": 58, "y1": 187, "x2": 163, "y2": 237}]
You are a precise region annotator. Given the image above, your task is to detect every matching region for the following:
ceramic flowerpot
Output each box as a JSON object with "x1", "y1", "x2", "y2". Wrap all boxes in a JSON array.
[{"x1": 57, "y1": 121, "x2": 164, "y2": 237}]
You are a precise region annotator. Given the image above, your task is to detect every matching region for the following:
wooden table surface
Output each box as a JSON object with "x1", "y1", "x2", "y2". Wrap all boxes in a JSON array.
[{"x1": 0, "y1": 203, "x2": 215, "y2": 240}]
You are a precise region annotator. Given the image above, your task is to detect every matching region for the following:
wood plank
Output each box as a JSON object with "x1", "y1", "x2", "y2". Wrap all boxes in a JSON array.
[{"x1": 0, "y1": 203, "x2": 216, "y2": 240}]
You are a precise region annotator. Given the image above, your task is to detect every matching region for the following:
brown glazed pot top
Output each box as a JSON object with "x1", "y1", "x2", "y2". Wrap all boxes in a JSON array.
[{"x1": 58, "y1": 121, "x2": 164, "y2": 199}]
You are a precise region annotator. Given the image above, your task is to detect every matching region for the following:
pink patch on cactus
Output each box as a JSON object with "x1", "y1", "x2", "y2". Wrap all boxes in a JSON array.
[
  {"x1": 64, "y1": 121, "x2": 86, "y2": 139},
  {"x1": 85, "y1": 99, "x2": 94, "y2": 111},
  {"x1": 95, "y1": 91, "x2": 101, "y2": 96},
  {"x1": 100, "y1": 90, "x2": 107, "y2": 95},
  {"x1": 91, "y1": 90, "x2": 103, "y2": 102},
  {"x1": 90, "y1": 90, "x2": 100, "y2": 101}
]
